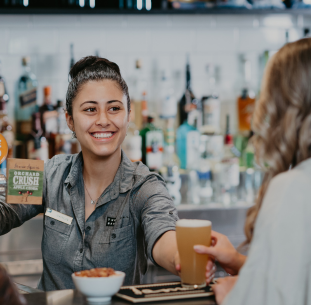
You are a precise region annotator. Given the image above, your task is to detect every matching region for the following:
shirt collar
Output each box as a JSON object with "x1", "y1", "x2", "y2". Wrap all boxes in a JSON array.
[{"x1": 64, "y1": 150, "x2": 135, "y2": 194}]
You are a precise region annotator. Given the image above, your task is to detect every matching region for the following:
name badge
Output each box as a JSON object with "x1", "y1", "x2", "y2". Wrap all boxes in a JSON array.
[{"x1": 45, "y1": 208, "x2": 73, "y2": 225}]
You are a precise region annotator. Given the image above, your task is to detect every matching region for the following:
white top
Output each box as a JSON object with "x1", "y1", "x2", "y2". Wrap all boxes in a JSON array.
[{"x1": 223, "y1": 158, "x2": 311, "y2": 305}]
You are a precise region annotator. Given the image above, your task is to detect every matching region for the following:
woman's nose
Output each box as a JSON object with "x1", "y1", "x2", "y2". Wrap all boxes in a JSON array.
[{"x1": 95, "y1": 110, "x2": 110, "y2": 127}]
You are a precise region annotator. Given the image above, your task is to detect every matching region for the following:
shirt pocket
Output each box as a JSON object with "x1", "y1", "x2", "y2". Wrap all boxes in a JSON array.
[
  {"x1": 42, "y1": 217, "x2": 73, "y2": 265},
  {"x1": 97, "y1": 225, "x2": 135, "y2": 271}
]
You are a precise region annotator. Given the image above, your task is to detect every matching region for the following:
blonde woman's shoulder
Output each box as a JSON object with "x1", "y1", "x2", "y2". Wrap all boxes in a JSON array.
[
  {"x1": 261, "y1": 158, "x2": 311, "y2": 218},
  {"x1": 270, "y1": 158, "x2": 311, "y2": 192}
]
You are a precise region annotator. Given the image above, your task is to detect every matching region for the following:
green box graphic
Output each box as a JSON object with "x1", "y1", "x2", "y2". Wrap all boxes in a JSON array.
[{"x1": 8, "y1": 169, "x2": 43, "y2": 197}]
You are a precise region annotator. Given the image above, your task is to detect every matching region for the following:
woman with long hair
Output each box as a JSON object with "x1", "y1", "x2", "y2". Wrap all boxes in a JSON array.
[{"x1": 196, "y1": 37, "x2": 311, "y2": 304}]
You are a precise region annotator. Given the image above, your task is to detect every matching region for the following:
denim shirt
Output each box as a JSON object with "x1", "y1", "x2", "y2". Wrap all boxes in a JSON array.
[{"x1": 0, "y1": 151, "x2": 178, "y2": 291}]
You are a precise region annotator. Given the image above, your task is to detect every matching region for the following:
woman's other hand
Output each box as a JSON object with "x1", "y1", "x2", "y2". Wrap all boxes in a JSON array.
[
  {"x1": 194, "y1": 231, "x2": 246, "y2": 276},
  {"x1": 212, "y1": 276, "x2": 238, "y2": 304}
]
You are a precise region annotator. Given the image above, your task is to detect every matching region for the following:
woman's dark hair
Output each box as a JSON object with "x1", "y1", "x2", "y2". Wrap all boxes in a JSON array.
[
  {"x1": 0, "y1": 265, "x2": 26, "y2": 305},
  {"x1": 66, "y1": 56, "x2": 130, "y2": 116}
]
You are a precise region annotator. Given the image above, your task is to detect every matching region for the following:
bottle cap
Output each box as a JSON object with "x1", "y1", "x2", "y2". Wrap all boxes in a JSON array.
[
  {"x1": 44, "y1": 86, "x2": 51, "y2": 96},
  {"x1": 22, "y1": 57, "x2": 30, "y2": 66}
]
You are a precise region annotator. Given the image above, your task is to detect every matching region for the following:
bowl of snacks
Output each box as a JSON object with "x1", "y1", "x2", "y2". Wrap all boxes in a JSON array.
[{"x1": 72, "y1": 268, "x2": 125, "y2": 304}]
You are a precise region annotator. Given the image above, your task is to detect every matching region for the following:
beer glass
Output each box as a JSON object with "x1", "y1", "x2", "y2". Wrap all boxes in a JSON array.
[{"x1": 176, "y1": 219, "x2": 212, "y2": 288}]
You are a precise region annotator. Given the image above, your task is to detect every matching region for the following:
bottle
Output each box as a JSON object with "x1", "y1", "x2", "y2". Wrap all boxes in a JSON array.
[
  {"x1": 27, "y1": 112, "x2": 49, "y2": 162},
  {"x1": 140, "y1": 116, "x2": 163, "y2": 171},
  {"x1": 0, "y1": 60, "x2": 9, "y2": 105},
  {"x1": 178, "y1": 56, "x2": 196, "y2": 127},
  {"x1": 56, "y1": 100, "x2": 69, "y2": 134},
  {"x1": 39, "y1": 86, "x2": 58, "y2": 137},
  {"x1": 217, "y1": 115, "x2": 240, "y2": 206},
  {"x1": 122, "y1": 118, "x2": 142, "y2": 163},
  {"x1": 197, "y1": 135, "x2": 213, "y2": 204},
  {"x1": 243, "y1": 141, "x2": 255, "y2": 204},
  {"x1": 176, "y1": 114, "x2": 200, "y2": 170},
  {"x1": 0, "y1": 100, "x2": 14, "y2": 159},
  {"x1": 69, "y1": 43, "x2": 75, "y2": 73},
  {"x1": 141, "y1": 91, "x2": 148, "y2": 128},
  {"x1": 50, "y1": 100, "x2": 77, "y2": 156},
  {"x1": 237, "y1": 55, "x2": 256, "y2": 133},
  {"x1": 160, "y1": 118, "x2": 181, "y2": 205},
  {"x1": 15, "y1": 57, "x2": 38, "y2": 141},
  {"x1": 201, "y1": 96, "x2": 220, "y2": 134},
  {"x1": 159, "y1": 71, "x2": 177, "y2": 120}
]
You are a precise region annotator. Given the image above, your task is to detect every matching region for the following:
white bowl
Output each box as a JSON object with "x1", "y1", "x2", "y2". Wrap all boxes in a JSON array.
[{"x1": 72, "y1": 271, "x2": 125, "y2": 304}]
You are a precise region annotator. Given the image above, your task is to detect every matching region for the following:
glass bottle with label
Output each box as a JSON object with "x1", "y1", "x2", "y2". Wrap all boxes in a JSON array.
[
  {"x1": 159, "y1": 71, "x2": 177, "y2": 120},
  {"x1": 237, "y1": 55, "x2": 256, "y2": 133},
  {"x1": 176, "y1": 113, "x2": 200, "y2": 170},
  {"x1": 178, "y1": 56, "x2": 196, "y2": 127},
  {"x1": 215, "y1": 115, "x2": 240, "y2": 206},
  {"x1": 39, "y1": 86, "x2": 58, "y2": 137},
  {"x1": 15, "y1": 57, "x2": 38, "y2": 141},
  {"x1": 160, "y1": 118, "x2": 181, "y2": 205},
  {"x1": 0, "y1": 60, "x2": 9, "y2": 105},
  {"x1": 201, "y1": 64, "x2": 220, "y2": 134},
  {"x1": 140, "y1": 116, "x2": 163, "y2": 171},
  {"x1": 122, "y1": 122, "x2": 142, "y2": 163},
  {"x1": 50, "y1": 100, "x2": 77, "y2": 156},
  {"x1": 27, "y1": 112, "x2": 49, "y2": 162}
]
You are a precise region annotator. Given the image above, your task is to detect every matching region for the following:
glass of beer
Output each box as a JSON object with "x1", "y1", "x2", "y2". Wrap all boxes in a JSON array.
[{"x1": 176, "y1": 219, "x2": 212, "y2": 289}]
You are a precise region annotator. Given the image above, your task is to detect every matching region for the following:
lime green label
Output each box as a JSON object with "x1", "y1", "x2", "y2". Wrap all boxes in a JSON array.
[{"x1": 8, "y1": 169, "x2": 43, "y2": 197}]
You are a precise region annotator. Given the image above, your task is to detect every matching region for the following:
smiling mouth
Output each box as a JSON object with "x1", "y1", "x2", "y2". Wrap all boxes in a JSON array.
[{"x1": 90, "y1": 132, "x2": 116, "y2": 139}]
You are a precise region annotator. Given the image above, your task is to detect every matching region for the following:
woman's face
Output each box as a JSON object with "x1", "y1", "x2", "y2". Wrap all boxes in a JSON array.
[{"x1": 66, "y1": 79, "x2": 129, "y2": 158}]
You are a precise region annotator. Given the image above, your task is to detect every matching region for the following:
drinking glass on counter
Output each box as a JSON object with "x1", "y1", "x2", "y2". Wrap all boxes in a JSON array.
[{"x1": 176, "y1": 219, "x2": 212, "y2": 288}]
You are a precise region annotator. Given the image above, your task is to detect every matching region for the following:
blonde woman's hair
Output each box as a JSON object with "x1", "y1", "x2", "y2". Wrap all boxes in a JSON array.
[{"x1": 244, "y1": 38, "x2": 311, "y2": 244}]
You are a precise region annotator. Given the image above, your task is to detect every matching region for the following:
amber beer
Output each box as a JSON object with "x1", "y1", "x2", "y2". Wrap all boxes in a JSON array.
[{"x1": 176, "y1": 219, "x2": 212, "y2": 288}]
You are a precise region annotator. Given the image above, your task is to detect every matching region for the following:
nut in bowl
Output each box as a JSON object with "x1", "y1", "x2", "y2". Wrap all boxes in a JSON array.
[{"x1": 72, "y1": 268, "x2": 125, "y2": 304}]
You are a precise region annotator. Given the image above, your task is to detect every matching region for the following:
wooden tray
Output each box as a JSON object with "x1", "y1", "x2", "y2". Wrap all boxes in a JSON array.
[{"x1": 116, "y1": 281, "x2": 214, "y2": 303}]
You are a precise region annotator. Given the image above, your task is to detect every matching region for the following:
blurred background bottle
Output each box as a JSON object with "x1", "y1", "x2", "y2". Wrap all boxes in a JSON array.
[
  {"x1": 0, "y1": 60, "x2": 9, "y2": 105},
  {"x1": 15, "y1": 57, "x2": 38, "y2": 142},
  {"x1": 237, "y1": 55, "x2": 256, "y2": 134},
  {"x1": 27, "y1": 112, "x2": 49, "y2": 162},
  {"x1": 140, "y1": 115, "x2": 163, "y2": 171}
]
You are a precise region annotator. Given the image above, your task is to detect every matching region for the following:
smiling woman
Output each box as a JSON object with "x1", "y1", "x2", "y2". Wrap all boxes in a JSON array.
[{"x1": 0, "y1": 56, "x2": 199, "y2": 292}]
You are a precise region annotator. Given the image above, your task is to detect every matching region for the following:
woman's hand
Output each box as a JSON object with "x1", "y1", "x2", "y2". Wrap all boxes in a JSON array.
[
  {"x1": 194, "y1": 231, "x2": 246, "y2": 276},
  {"x1": 175, "y1": 252, "x2": 216, "y2": 285},
  {"x1": 212, "y1": 276, "x2": 238, "y2": 304}
]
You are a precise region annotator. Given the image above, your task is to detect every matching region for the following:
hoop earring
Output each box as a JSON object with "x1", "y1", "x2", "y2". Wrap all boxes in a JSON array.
[{"x1": 71, "y1": 131, "x2": 77, "y2": 139}]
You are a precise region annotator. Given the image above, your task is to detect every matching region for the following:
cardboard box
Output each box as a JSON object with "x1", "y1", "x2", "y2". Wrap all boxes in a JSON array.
[{"x1": 6, "y1": 159, "x2": 44, "y2": 205}]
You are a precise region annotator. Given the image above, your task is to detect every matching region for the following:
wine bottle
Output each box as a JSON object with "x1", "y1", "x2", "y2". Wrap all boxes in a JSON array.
[
  {"x1": 15, "y1": 57, "x2": 38, "y2": 141},
  {"x1": 27, "y1": 112, "x2": 49, "y2": 162},
  {"x1": 178, "y1": 56, "x2": 196, "y2": 126}
]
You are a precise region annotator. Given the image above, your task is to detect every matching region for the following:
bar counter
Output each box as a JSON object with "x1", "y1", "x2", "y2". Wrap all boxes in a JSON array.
[{"x1": 22, "y1": 289, "x2": 216, "y2": 305}]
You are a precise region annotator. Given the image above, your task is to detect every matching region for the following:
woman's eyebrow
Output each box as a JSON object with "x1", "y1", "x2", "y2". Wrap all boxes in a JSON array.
[
  {"x1": 80, "y1": 100, "x2": 123, "y2": 108},
  {"x1": 80, "y1": 101, "x2": 98, "y2": 107},
  {"x1": 107, "y1": 100, "x2": 123, "y2": 105}
]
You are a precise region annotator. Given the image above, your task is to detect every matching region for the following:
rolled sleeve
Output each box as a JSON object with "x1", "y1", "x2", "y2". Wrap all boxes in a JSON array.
[{"x1": 135, "y1": 175, "x2": 179, "y2": 265}]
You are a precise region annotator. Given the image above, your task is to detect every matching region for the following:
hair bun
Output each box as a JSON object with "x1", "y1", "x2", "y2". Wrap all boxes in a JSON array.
[{"x1": 69, "y1": 56, "x2": 121, "y2": 80}]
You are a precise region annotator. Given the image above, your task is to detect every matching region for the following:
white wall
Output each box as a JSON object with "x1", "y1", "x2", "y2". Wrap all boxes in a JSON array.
[{"x1": 0, "y1": 13, "x2": 309, "y2": 132}]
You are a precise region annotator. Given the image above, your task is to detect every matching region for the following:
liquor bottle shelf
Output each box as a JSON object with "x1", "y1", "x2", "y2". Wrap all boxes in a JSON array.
[{"x1": 0, "y1": 7, "x2": 310, "y2": 15}]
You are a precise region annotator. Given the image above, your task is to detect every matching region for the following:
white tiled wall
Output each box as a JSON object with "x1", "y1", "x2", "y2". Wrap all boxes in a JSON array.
[{"x1": 0, "y1": 13, "x2": 309, "y2": 132}]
